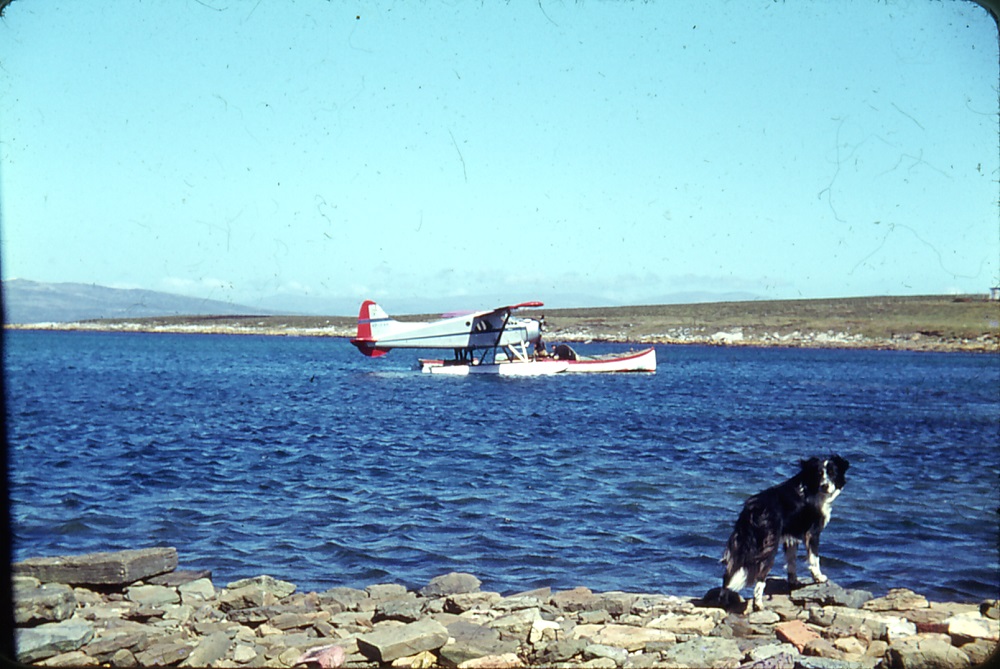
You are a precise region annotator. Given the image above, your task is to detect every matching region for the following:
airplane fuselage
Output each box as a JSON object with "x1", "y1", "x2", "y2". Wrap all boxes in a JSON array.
[{"x1": 349, "y1": 300, "x2": 543, "y2": 357}]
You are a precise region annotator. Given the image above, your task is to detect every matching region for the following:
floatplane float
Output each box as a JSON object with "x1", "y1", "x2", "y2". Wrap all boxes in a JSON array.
[{"x1": 349, "y1": 300, "x2": 656, "y2": 376}]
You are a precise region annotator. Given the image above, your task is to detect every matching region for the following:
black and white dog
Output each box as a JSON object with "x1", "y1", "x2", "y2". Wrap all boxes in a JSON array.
[{"x1": 714, "y1": 455, "x2": 850, "y2": 611}]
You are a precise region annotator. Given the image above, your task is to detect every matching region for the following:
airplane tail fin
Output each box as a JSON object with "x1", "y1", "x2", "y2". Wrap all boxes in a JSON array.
[{"x1": 349, "y1": 299, "x2": 393, "y2": 357}]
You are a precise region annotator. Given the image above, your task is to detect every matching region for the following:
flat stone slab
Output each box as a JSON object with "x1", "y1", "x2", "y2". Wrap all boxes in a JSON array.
[
  {"x1": 16, "y1": 620, "x2": 95, "y2": 663},
  {"x1": 147, "y1": 569, "x2": 213, "y2": 587},
  {"x1": 790, "y1": 581, "x2": 873, "y2": 609},
  {"x1": 659, "y1": 636, "x2": 742, "y2": 668},
  {"x1": 13, "y1": 548, "x2": 178, "y2": 587},
  {"x1": 357, "y1": 617, "x2": 449, "y2": 663},
  {"x1": 14, "y1": 582, "x2": 77, "y2": 624}
]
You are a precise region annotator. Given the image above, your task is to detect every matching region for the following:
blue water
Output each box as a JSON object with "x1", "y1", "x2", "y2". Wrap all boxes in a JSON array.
[{"x1": 5, "y1": 330, "x2": 999, "y2": 602}]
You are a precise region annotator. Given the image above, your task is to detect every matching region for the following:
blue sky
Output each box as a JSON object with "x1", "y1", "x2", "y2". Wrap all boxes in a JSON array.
[{"x1": 1, "y1": 0, "x2": 997, "y2": 314}]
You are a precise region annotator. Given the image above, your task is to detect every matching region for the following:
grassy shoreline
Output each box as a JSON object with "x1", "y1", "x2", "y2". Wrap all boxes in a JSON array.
[{"x1": 6, "y1": 295, "x2": 998, "y2": 353}]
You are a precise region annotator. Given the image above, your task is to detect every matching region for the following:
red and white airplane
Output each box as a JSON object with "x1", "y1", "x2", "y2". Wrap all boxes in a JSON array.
[{"x1": 349, "y1": 300, "x2": 656, "y2": 376}]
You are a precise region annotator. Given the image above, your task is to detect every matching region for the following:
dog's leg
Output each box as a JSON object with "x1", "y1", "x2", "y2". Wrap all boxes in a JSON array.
[
  {"x1": 805, "y1": 532, "x2": 827, "y2": 583},
  {"x1": 723, "y1": 567, "x2": 747, "y2": 593},
  {"x1": 784, "y1": 539, "x2": 799, "y2": 586},
  {"x1": 752, "y1": 580, "x2": 766, "y2": 611}
]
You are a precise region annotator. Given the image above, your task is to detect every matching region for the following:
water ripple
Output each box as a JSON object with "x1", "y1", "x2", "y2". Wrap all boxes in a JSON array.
[{"x1": 6, "y1": 332, "x2": 999, "y2": 602}]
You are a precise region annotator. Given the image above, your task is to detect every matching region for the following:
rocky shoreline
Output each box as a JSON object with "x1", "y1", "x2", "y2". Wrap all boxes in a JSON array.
[
  {"x1": 11, "y1": 548, "x2": 998, "y2": 668},
  {"x1": 6, "y1": 320, "x2": 997, "y2": 354}
]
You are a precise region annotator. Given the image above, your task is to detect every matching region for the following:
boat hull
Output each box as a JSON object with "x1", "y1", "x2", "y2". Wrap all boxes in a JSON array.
[
  {"x1": 563, "y1": 347, "x2": 656, "y2": 373},
  {"x1": 420, "y1": 347, "x2": 656, "y2": 376}
]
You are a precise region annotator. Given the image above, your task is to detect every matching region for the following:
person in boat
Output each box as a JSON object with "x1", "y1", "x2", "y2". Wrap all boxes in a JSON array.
[
  {"x1": 533, "y1": 338, "x2": 549, "y2": 359},
  {"x1": 553, "y1": 343, "x2": 578, "y2": 361}
]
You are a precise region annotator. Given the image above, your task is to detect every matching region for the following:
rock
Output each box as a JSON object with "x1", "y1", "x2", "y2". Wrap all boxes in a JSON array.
[
  {"x1": 592, "y1": 592, "x2": 638, "y2": 619},
  {"x1": 218, "y1": 584, "x2": 278, "y2": 613},
  {"x1": 390, "y1": 649, "x2": 436, "y2": 668},
  {"x1": 320, "y1": 586, "x2": 368, "y2": 611},
  {"x1": 583, "y1": 643, "x2": 629, "y2": 666},
  {"x1": 794, "y1": 658, "x2": 868, "y2": 669},
  {"x1": 147, "y1": 569, "x2": 213, "y2": 587},
  {"x1": 179, "y1": 631, "x2": 231, "y2": 667},
  {"x1": 14, "y1": 582, "x2": 77, "y2": 624},
  {"x1": 37, "y1": 650, "x2": 100, "y2": 667},
  {"x1": 438, "y1": 618, "x2": 518, "y2": 666},
  {"x1": 456, "y1": 652, "x2": 525, "y2": 668},
  {"x1": 658, "y1": 636, "x2": 742, "y2": 668},
  {"x1": 125, "y1": 584, "x2": 179, "y2": 608},
  {"x1": 809, "y1": 605, "x2": 916, "y2": 642},
  {"x1": 134, "y1": 641, "x2": 193, "y2": 667},
  {"x1": 110, "y1": 648, "x2": 138, "y2": 668},
  {"x1": 161, "y1": 603, "x2": 194, "y2": 624},
  {"x1": 747, "y1": 609, "x2": 781, "y2": 625},
  {"x1": 420, "y1": 572, "x2": 482, "y2": 597},
  {"x1": 863, "y1": 588, "x2": 929, "y2": 612},
  {"x1": 357, "y1": 617, "x2": 449, "y2": 663},
  {"x1": 80, "y1": 630, "x2": 148, "y2": 660},
  {"x1": 790, "y1": 582, "x2": 873, "y2": 609},
  {"x1": 550, "y1": 586, "x2": 598, "y2": 612},
  {"x1": 231, "y1": 643, "x2": 258, "y2": 663},
  {"x1": 886, "y1": 633, "x2": 971, "y2": 669},
  {"x1": 929, "y1": 601, "x2": 980, "y2": 617},
  {"x1": 488, "y1": 607, "x2": 542, "y2": 639},
  {"x1": 647, "y1": 612, "x2": 718, "y2": 635},
  {"x1": 16, "y1": 620, "x2": 96, "y2": 663},
  {"x1": 774, "y1": 619, "x2": 821, "y2": 651},
  {"x1": 832, "y1": 635, "x2": 866, "y2": 656},
  {"x1": 803, "y1": 637, "x2": 845, "y2": 659},
  {"x1": 747, "y1": 642, "x2": 800, "y2": 662},
  {"x1": 366, "y1": 583, "x2": 409, "y2": 601},
  {"x1": 177, "y1": 577, "x2": 215, "y2": 604},
  {"x1": 958, "y1": 639, "x2": 997, "y2": 665},
  {"x1": 528, "y1": 619, "x2": 561, "y2": 647},
  {"x1": 571, "y1": 623, "x2": 676, "y2": 651},
  {"x1": 493, "y1": 594, "x2": 544, "y2": 612},
  {"x1": 326, "y1": 610, "x2": 374, "y2": 634},
  {"x1": 740, "y1": 652, "x2": 798, "y2": 669},
  {"x1": 865, "y1": 639, "x2": 889, "y2": 658},
  {"x1": 900, "y1": 607, "x2": 951, "y2": 633},
  {"x1": 445, "y1": 591, "x2": 502, "y2": 613},
  {"x1": 535, "y1": 637, "x2": 588, "y2": 664},
  {"x1": 226, "y1": 574, "x2": 296, "y2": 599},
  {"x1": 981, "y1": 599, "x2": 1000, "y2": 620},
  {"x1": 223, "y1": 604, "x2": 271, "y2": 625},
  {"x1": 946, "y1": 612, "x2": 1000, "y2": 643},
  {"x1": 270, "y1": 610, "x2": 328, "y2": 630},
  {"x1": 13, "y1": 548, "x2": 178, "y2": 587},
  {"x1": 579, "y1": 609, "x2": 612, "y2": 625},
  {"x1": 374, "y1": 597, "x2": 424, "y2": 623}
]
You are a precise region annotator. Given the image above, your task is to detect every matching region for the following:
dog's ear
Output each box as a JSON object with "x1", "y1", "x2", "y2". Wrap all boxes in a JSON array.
[
  {"x1": 799, "y1": 457, "x2": 824, "y2": 492},
  {"x1": 828, "y1": 455, "x2": 849, "y2": 488}
]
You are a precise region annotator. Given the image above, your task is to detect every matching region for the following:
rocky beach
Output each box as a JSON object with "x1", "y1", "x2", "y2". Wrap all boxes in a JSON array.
[
  {"x1": 11, "y1": 548, "x2": 999, "y2": 668},
  {"x1": 7, "y1": 295, "x2": 997, "y2": 354}
]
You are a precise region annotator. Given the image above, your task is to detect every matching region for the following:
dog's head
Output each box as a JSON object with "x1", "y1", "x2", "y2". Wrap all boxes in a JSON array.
[{"x1": 800, "y1": 455, "x2": 849, "y2": 496}]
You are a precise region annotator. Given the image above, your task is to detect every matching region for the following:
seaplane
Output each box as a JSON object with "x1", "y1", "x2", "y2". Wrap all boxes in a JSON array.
[{"x1": 349, "y1": 300, "x2": 656, "y2": 376}]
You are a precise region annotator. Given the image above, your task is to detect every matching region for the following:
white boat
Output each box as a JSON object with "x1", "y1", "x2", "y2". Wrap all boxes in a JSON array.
[{"x1": 419, "y1": 346, "x2": 656, "y2": 376}]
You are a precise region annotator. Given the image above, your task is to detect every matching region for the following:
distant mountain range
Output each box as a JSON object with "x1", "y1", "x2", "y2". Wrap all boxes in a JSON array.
[
  {"x1": 2, "y1": 278, "x2": 763, "y2": 324},
  {"x1": 2, "y1": 279, "x2": 275, "y2": 324}
]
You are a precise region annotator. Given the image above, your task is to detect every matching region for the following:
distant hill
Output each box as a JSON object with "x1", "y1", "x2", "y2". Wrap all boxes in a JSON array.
[{"x1": 1, "y1": 279, "x2": 274, "y2": 324}]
